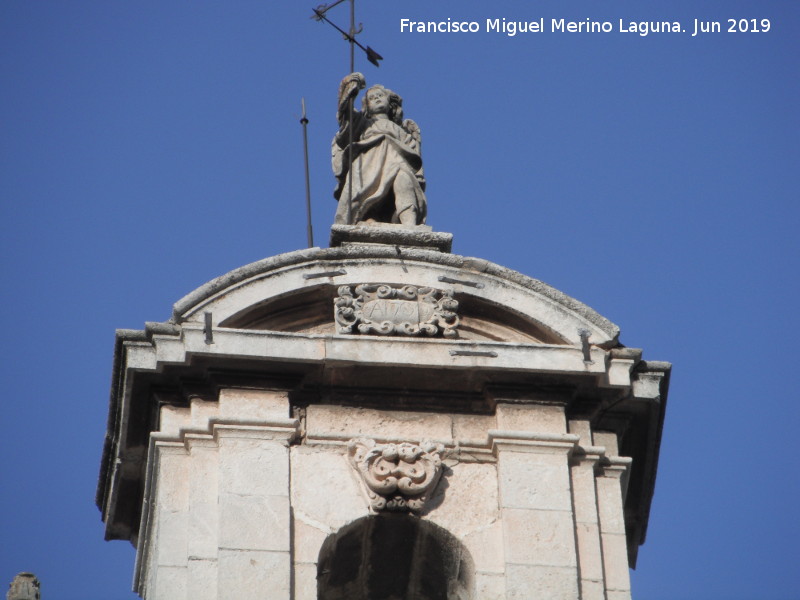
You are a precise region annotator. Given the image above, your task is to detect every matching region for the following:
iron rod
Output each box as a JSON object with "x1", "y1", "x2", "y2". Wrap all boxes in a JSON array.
[{"x1": 300, "y1": 98, "x2": 314, "y2": 247}]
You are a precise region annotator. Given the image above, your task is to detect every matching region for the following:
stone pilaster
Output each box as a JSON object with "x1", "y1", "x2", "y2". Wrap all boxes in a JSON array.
[
  {"x1": 145, "y1": 441, "x2": 190, "y2": 598},
  {"x1": 134, "y1": 388, "x2": 299, "y2": 600},
  {"x1": 216, "y1": 426, "x2": 293, "y2": 600},
  {"x1": 594, "y1": 432, "x2": 633, "y2": 600},
  {"x1": 569, "y1": 420, "x2": 607, "y2": 600},
  {"x1": 490, "y1": 403, "x2": 580, "y2": 600},
  {"x1": 186, "y1": 433, "x2": 219, "y2": 600}
]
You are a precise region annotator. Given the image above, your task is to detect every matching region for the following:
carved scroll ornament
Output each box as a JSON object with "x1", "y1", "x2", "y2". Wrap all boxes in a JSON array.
[
  {"x1": 348, "y1": 438, "x2": 447, "y2": 513},
  {"x1": 335, "y1": 284, "x2": 459, "y2": 337}
]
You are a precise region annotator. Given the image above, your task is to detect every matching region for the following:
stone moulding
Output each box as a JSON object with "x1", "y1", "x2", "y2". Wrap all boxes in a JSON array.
[
  {"x1": 334, "y1": 284, "x2": 459, "y2": 337},
  {"x1": 347, "y1": 438, "x2": 447, "y2": 513}
]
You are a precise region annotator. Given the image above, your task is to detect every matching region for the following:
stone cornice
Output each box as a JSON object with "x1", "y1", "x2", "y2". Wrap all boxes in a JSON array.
[
  {"x1": 489, "y1": 430, "x2": 581, "y2": 455},
  {"x1": 570, "y1": 444, "x2": 607, "y2": 468},
  {"x1": 152, "y1": 419, "x2": 301, "y2": 446},
  {"x1": 122, "y1": 324, "x2": 613, "y2": 378}
]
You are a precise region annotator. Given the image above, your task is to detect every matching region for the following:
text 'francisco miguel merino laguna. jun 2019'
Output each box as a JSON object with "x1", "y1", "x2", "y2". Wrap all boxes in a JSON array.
[{"x1": 400, "y1": 17, "x2": 773, "y2": 37}]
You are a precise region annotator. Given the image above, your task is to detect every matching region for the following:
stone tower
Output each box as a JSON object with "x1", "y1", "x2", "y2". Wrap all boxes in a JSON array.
[{"x1": 96, "y1": 221, "x2": 669, "y2": 599}]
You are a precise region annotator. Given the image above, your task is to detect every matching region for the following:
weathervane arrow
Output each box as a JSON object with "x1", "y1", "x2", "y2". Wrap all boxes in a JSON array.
[{"x1": 311, "y1": 1, "x2": 383, "y2": 69}]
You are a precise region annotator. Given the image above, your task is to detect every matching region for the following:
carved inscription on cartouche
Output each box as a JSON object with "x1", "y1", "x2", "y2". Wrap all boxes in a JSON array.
[{"x1": 334, "y1": 284, "x2": 459, "y2": 337}]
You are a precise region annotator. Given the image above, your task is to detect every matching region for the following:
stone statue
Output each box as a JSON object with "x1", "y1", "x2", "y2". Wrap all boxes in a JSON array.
[
  {"x1": 332, "y1": 73, "x2": 427, "y2": 226},
  {"x1": 6, "y1": 573, "x2": 40, "y2": 600}
]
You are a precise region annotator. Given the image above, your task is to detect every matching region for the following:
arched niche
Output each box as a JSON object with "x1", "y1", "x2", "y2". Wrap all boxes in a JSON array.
[{"x1": 317, "y1": 514, "x2": 474, "y2": 600}]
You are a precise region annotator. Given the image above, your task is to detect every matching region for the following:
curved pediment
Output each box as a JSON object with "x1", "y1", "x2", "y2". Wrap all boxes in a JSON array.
[{"x1": 172, "y1": 245, "x2": 620, "y2": 348}]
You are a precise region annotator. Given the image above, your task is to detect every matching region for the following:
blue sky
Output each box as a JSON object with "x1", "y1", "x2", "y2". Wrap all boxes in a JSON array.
[{"x1": 1, "y1": 1, "x2": 798, "y2": 598}]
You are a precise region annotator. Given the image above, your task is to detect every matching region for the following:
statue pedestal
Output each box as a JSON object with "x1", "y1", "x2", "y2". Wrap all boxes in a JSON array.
[{"x1": 330, "y1": 223, "x2": 453, "y2": 252}]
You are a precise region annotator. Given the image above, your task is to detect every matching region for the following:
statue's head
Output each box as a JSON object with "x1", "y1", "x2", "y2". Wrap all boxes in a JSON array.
[{"x1": 363, "y1": 84, "x2": 403, "y2": 123}]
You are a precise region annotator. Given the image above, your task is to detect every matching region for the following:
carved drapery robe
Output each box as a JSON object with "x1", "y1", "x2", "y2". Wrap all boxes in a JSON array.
[{"x1": 333, "y1": 114, "x2": 426, "y2": 224}]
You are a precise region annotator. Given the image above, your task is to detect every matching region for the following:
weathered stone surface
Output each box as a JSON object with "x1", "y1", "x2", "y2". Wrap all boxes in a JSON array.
[
  {"x1": 451, "y1": 414, "x2": 496, "y2": 445},
  {"x1": 187, "y1": 558, "x2": 217, "y2": 600},
  {"x1": 602, "y1": 532, "x2": 632, "y2": 592},
  {"x1": 498, "y1": 451, "x2": 572, "y2": 510},
  {"x1": 575, "y1": 522, "x2": 604, "y2": 581},
  {"x1": 580, "y1": 579, "x2": 607, "y2": 600},
  {"x1": 217, "y1": 550, "x2": 290, "y2": 600},
  {"x1": 335, "y1": 283, "x2": 459, "y2": 338},
  {"x1": 292, "y1": 518, "x2": 329, "y2": 564},
  {"x1": 151, "y1": 566, "x2": 187, "y2": 599},
  {"x1": 606, "y1": 357, "x2": 636, "y2": 387},
  {"x1": 496, "y1": 403, "x2": 567, "y2": 434},
  {"x1": 155, "y1": 510, "x2": 188, "y2": 567},
  {"x1": 219, "y1": 388, "x2": 290, "y2": 421},
  {"x1": 292, "y1": 562, "x2": 318, "y2": 600},
  {"x1": 290, "y1": 446, "x2": 365, "y2": 530},
  {"x1": 347, "y1": 438, "x2": 447, "y2": 512},
  {"x1": 428, "y1": 462, "x2": 500, "y2": 538},
  {"x1": 571, "y1": 459, "x2": 601, "y2": 525},
  {"x1": 187, "y1": 442, "x2": 219, "y2": 560},
  {"x1": 159, "y1": 404, "x2": 191, "y2": 436},
  {"x1": 190, "y1": 398, "x2": 219, "y2": 430},
  {"x1": 332, "y1": 73, "x2": 426, "y2": 226},
  {"x1": 502, "y1": 508, "x2": 578, "y2": 567},
  {"x1": 570, "y1": 453, "x2": 607, "y2": 592},
  {"x1": 132, "y1": 394, "x2": 640, "y2": 600},
  {"x1": 330, "y1": 223, "x2": 453, "y2": 251},
  {"x1": 505, "y1": 565, "x2": 580, "y2": 600},
  {"x1": 219, "y1": 494, "x2": 290, "y2": 552},
  {"x1": 151, "y1": 446, "x2": 189, "y2": 571},
  {"x1": 568, "y1": 419, "x2": 593, "y2": 443},
  {"x1": 218, "y1": 437, "x2": 290, "y2": 497},
  {"x1": 474, "y1": 572, "x2": 506, "y2": 600},
  {"x1": 306, "y1": 405, "x2": 453, "y2": 443},
  {"x1": 167, "y1": 245, "x2": 621, "y2": 344},
  {"x1": 462, "y1": 521, "x2": 505, "y2": 574},
  {"x1": 6, "y1": 573, "x2": 40, "y2": 600},
  {"x1": 594, "y1": 431, "x2": 620, "y2": 455},
  {"x1": 597, "y1": 473, "x2": 627, "y2": 535}
]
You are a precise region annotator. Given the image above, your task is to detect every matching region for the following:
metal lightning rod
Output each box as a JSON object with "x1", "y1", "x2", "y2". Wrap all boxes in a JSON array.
[
  {"x1": 346, "y1": 0, "x2": 354, "y2": 225},
  {"x1": 300, "y1": 98, "x2": 314, "y2": 248}
]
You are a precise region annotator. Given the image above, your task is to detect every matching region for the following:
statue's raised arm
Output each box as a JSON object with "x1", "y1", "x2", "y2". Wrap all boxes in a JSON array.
[
  {"x1": 331, "y1": 73, "x2": 427, "y2": 226},
  {"x1": 336, "y1": 72, "x2": 365, "y2": 124}
]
